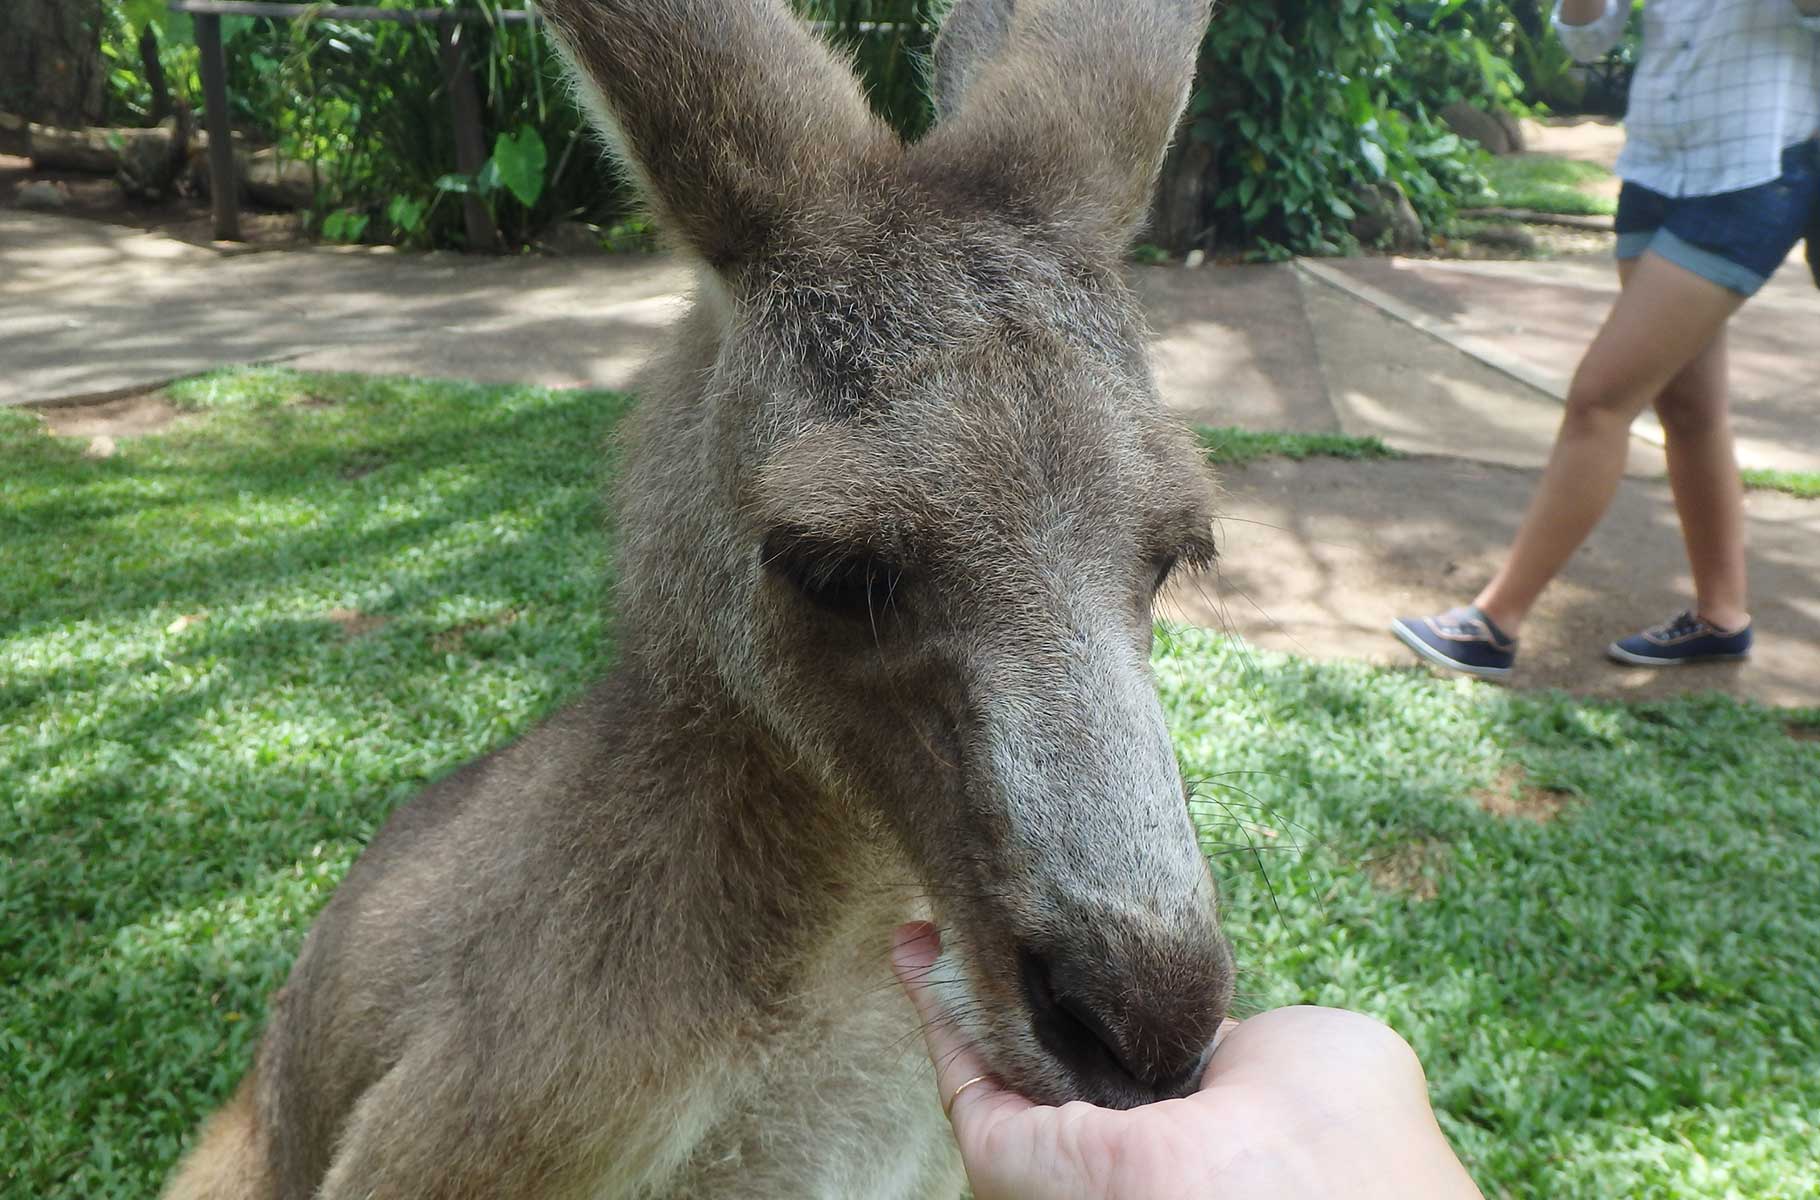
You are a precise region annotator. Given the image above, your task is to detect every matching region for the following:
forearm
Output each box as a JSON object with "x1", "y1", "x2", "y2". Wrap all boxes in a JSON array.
[{"x1": 1552, "y1": 0, "x2": 1627, "y2": 63}]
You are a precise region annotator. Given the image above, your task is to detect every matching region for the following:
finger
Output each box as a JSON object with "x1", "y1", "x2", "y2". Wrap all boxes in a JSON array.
[
  {"x1": 890, "y1": 921, "x2": 989, "y2": 1092},
  {"x1": 889, "y1": 921, "x2": 1031, "y2": 1128},
  {"x1": 1200, "y1": 1016, "x2": 1243, "y2": 1086}
]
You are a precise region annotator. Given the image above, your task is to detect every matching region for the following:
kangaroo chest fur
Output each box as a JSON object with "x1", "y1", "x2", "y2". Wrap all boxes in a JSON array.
[
  {"x1": 632, "y1": 919, "x2": 962, "y2": 1199},
  {"x1": 260, "y1": 681, "x2": 961, "y2": 1199}
]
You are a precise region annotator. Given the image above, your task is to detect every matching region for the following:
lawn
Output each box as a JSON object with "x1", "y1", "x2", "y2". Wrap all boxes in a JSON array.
[
  {"x1": 1196, "y1": 425, "x2": 1398, "y2": 465},
  {"x1": 1466, "y1": 153, "x2": 1619, "y2": 217},
  {"x1": 5, "y1": 369, "x2": 1817, "y2": 1198},
  {"x1": 1741, "y1": 466, "x2": 1820, "y2": 501}
]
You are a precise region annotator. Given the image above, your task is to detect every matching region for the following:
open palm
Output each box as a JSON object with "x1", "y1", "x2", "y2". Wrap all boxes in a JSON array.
[{"x1": 891, "y1": 923, "x2": 1482, "y2": 1200}]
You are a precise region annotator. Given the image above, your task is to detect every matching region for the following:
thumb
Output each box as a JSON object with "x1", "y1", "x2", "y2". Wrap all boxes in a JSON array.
[{"x1": 890, "y1": 921, "x2": 1031, "y2": 1130}]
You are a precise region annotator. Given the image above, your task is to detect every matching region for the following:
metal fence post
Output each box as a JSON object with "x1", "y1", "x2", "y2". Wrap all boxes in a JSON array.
[
  {"x1": 194, "y1": 12, "x2": 242, "y2": 241},
  {"x1": 439, "y1": 20, "x2": 500, "y2": 250}
]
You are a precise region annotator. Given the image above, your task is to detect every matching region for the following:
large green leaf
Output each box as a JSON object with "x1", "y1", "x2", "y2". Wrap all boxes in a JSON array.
[
  {"x1": 490, "y1": 125, "x2": 547, "y2": 209},
  {"x1": 121, "y1": 0, "x2": 168, "y2": 33}
]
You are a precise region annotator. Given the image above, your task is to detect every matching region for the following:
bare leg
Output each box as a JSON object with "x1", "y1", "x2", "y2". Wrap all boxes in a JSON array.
[
  {"x1": 1472, "y1": 253, "x2": 1744, "y2": 634},
  {"x1": 1653, "y1": 327, "x2": 1749, "y2": 630}
]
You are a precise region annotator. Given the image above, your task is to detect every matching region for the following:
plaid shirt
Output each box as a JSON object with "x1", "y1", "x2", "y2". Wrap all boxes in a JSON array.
[{"x1": 1553, "y1": 0, "x2": 1820, "y2": 196}]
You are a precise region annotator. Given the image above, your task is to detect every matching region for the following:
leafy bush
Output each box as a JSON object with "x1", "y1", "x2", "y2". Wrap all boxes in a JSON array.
[
  {"x1": 98, "y1": 0, "x2": 943, "y2": 250},
  {"x1": 100, "y1": 0, "x2": 202, "y2": 124},
  {"x1": 1397, "y1": 0, "x2": 1527, "y2": 111},
  {"x1": 1190, "y1": 0, "x2": 1497, "y2": 256},
  {"x1": 1495, "y1": 0, "x2": 1643, "y2": 116},
  {"x1": 95, "y1": 0, "x2": 1534, "y2": 255},
  {"x1": 217, "y1": 5, "x2": 617, "y2": 248}
]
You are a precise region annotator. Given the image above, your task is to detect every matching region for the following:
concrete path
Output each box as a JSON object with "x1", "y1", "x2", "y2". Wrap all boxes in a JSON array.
[
  {"x1": 1305, "y1": 253, "x2": 1820, "y2": 475},
  {"x1": 6, "y1": 209, "x2": 1816, "y2": 706},
  {"x1": 1162, "y1": 457, "x2": 1820, "y2": 708},
  {"x1": 0, "y1": 211, "x2": 693, "y2": 403}
]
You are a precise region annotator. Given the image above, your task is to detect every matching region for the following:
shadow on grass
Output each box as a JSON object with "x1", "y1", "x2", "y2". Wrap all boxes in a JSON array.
[
  {"x1": 3, "y1": 392, "x2": 624, "y2": 633},
  {"x1": 3, "y1": 370, "x2": 629, "y2": 1193}
]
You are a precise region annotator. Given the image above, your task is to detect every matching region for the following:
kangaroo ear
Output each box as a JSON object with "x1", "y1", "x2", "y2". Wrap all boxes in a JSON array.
[
  {"x1": 930, "y1": 0, "x2": 1017, "y2": 121},
  {"x1": 540, "y1": 0, "x2": 889, "y2": 275},
  {"x1": 918, "y1": 0, "x2": 1209, "y2": 248}
]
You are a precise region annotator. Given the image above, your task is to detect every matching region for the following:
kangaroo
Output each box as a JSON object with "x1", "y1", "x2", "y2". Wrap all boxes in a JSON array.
[{"x1": 163, "y1": 0, "x2": 1229, "y2": 1195}]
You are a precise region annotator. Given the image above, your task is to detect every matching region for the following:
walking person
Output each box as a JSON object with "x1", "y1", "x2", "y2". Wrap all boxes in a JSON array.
[{"x1": 1393, "y1": 0, "x2": 1820, "y2": 681}]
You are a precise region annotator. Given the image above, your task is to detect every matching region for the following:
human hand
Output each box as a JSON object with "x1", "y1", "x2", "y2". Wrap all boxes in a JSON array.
[{"x1": 891, "y1": 922, "x2": 1483, "y2": 1200}]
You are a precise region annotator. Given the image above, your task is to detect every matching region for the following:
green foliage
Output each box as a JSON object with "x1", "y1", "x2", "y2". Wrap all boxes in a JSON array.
[
  {"x1": 6, "y1": 374, "x2": 1818, "y2": 1196},
  {"x1": 94, "y1": 0, "x2": 1562, "y2": 255},
  {"x1": 211, "y1": 5, "x2": 600, "y2": 249},
  {"x1": 1506, "y1": 7, "x2": 1587, "y2": 111},
  {"x1": 491, "y1": 125, "x2": 548, "y2": 208},
  {"x1": 386, "y1": 193, "x2": 430, "y2": 241},
  {"x1": 1196, "y1": 426, "x2": 1400, "y2": 465},
  {"x1": 94, "y1": 0, "x2": 942, "y2": 251},
  {"x1": 99, "y1": 0, "x2": 202, "y2": 123},
  {"x1": 1475, "y1": 0, "x2": 1644, "y2": 115},
  {"x1": 320, "y1": 208, "x2": 370, "y2": 243},
  {"x1": 1740, "y1": 468, "x2": 1820, "y2": 501},
  {"x1": 429, "y1": 124, "x2": 550, "y2": 237},
  {"x1": 1466, "y1": 153, "x2": 1619, "y2": 215},
  {"x1": 1396, "y1": 0, "x2": 1528, "y2": 110},
  {"x1": 1192, "y1": 1, "x2": 1496, "y2": 255},
  {"x1": 803, "y1": 0, "x2": 943, "y2": 139}
]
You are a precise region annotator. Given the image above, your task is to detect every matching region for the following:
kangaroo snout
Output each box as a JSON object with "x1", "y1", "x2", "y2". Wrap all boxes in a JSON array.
[{"x1": 1014, "y1": 906, "x2": 1233, "y2": 1108}]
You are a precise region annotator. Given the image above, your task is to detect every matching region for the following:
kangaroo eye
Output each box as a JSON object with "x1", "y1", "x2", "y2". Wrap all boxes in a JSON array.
[{"x1": 762, "y1": 529, "x2": 904, "y2": 619}]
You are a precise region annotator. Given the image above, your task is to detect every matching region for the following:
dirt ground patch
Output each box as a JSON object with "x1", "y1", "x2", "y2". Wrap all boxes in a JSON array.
[
  {"x1": 1786, "y1": 721, "x2": 1820, "y2": 743},
  {"x1": 1, "y1": 153, "x2": 309, "y2": 249},
  {"x1": 1435, "y1": 221, "x2": 1613, "y2": 261},
  {"x1": 1363, "y1": 839, "x2": 1448, "y2": 901},
  {"x1": 325, "y1": 608, "x2": 391, "y2": 638},
  {"x1": 1519, "y1": 116, "x2": 1625, "y2": 169},
  {"x1": 432, "y1": 609, "x2": 522, "y2": 652},
  {"x1": 1474, "y1": 764, "x2": 1571, "y2": 822},
  {"x1": 32, "y1": 389, "x2": 189, "y2": 437}
]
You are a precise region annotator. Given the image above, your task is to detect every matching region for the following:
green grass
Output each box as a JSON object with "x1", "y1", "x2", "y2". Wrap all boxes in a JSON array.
[
  {"x1": 1466, "y1": 154, "x2": 1619, "y2": 217},
  {"x1": 1196, "y1": 425, "x2": 1399, "y2": 465},
  {"x1": 2, "y1": 368, "x2": 629, "y2": 1194},
  {"x1": 7, "y1": 369, "x2": 1818, "y2": 1198},
  {"x1": 1742, "y1": 467, "x2": 1820, "y2": 500}
]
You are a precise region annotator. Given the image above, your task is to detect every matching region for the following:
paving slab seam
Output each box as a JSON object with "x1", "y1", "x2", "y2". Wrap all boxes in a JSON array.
[{"x1": 1294, "y1": 255, "x2": 1681, "y2": 465}]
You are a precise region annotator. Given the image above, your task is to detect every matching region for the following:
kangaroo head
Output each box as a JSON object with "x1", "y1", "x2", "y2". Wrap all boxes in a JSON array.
[{"x1": 542, "y1": 0, "x2": 1230, "y2": 1109}]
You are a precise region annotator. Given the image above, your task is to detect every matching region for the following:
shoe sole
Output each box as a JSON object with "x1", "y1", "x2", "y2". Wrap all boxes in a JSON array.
[
  {"x1": 1606, "y1": 643, "x2": 1751, "y2": 667},
  {"x1": 1391, "y1": 620, "x2": 1512, "y2": 681}
]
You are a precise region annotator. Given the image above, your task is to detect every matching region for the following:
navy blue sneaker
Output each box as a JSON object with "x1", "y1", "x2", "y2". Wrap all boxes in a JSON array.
[
  {"x1": 1390, "y1": 606, "x2": 1517, "y2": 681},
  {"x1": 1607, "y1": 611, "x2": 1751, "y2": 667}
]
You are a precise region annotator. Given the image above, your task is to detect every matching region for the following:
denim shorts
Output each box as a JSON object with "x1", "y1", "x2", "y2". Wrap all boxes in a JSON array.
[{"x1": 1615, "y1": 139, "x2": 1820, "y2": 297}]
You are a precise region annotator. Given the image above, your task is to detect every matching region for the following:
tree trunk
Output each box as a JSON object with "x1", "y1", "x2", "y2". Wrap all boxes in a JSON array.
[
  {"x1": 1148, "y1": 131, "x2": 1217, "y2": 256},
  {"x1": 140, "y1": 25, "x2": 171, "y2": 124},
  {"x1": 0, "y1": 0, "x2": 110, "y2": 128}
]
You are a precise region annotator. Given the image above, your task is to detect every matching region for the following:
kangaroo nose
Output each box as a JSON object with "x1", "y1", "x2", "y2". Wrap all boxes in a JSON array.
[{"x1": 1017, "y1": 942, "x2": 1219, "y2": 1106}]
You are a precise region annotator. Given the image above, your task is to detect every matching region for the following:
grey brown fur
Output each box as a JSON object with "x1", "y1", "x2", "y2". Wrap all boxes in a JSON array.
[{"x1": 163, "y1": 0, "x2": 1229, "y2": 1195}]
